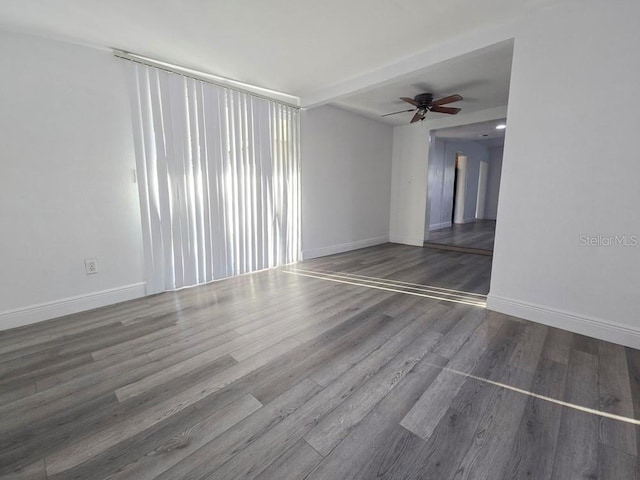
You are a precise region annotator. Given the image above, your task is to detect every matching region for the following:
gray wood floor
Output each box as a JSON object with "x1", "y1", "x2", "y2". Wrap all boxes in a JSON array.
[
  {"x1": 1, "y1": 244, "x2": 639, "y2": 479},
  {"x1": 427, "y1": 220, "x2": 496, "y2": 252}
]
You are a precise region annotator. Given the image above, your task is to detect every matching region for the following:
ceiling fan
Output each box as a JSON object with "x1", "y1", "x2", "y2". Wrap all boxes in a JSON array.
[{"x1": 382, "y1": 93, "x2": 463, "y2": 123}]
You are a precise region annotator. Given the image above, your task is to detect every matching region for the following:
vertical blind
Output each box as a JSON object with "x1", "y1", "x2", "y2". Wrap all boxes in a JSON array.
[{"x1": 125, "y1": 61, "x2": 300, "y2": 294}]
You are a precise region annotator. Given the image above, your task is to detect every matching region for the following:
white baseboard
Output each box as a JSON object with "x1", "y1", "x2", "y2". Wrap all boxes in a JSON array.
[
  {"x1": 389, "y1": 235, "x2": 425, "y2": 247},
  {"x1": 0, "y1": 282, "x2": 147, "y2": 331},
  {"x1": 429, "y1": 221, "x2": 452, "y2": 231},
  {"x1": 302, "y1": 236, "x2": 389, "y2": 260},
  {"x1": 487, "y1": 294, "x2": 640, "y2": 349}
]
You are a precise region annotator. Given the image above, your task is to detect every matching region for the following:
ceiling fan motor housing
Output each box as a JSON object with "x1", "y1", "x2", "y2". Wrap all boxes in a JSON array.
[{"x1": 415, "y1": 93, "x2": 434, "y2": 106}]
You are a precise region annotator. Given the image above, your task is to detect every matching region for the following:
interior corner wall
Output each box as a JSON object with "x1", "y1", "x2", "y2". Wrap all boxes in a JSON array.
[
  {"x1": 0, "y1": 31, "x2": 145, "y2": 330},
  {"x1": 300, "y1": 105, "x2": 393, "y2": 259},
  {"x1": 484, "y1": 145, "x2": 504, "y2": 220},
  {"x1": 488, "y1": 0, "x2": 640, "y2": 348}
]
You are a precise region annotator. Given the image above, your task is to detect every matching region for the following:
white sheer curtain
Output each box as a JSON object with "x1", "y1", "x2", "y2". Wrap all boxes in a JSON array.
[{"x1": 125, "y1": 62, "x2": 300, "y2": 294}]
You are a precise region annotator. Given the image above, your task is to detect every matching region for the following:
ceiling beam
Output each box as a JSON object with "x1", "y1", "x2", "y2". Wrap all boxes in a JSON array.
[{"x1": 301, "y1": 21, "x2": 517, "y2": 109}]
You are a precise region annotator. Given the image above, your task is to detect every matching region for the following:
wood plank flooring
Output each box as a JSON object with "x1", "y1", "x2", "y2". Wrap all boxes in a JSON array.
[
  {"x1": 427, "y1": 220, "x2": 496, "y2": 252},
  {"x1": 1, "y1": 243, "x2": 639, "y2": 479}
]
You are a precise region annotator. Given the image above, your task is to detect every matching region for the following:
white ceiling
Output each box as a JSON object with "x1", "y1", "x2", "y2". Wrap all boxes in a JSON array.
[
  {"x1": 434, "y1": 118, "x2": 507, "y2": 147},
  {"x1": 0, "y1": 0, "x2": 561, "y2": 100},
  {"x1": 333, "y1": 41, "x2": 513, "y2": 125}
]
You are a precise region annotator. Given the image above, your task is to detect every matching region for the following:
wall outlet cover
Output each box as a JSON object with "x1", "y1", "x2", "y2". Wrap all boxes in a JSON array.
[{"x1": 85, "y1": 258, "x2": 98, "y2": 275}]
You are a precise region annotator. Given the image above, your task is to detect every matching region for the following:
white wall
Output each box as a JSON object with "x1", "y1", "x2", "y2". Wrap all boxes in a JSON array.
[
  {"x1": 0, "y1": 31, "x2": 145, "y2": 329},
  {"x1": 390, "y1": 122, "x2": 430, "y2": 246},
  {"x1": 484, "y1": 145, "x2": 503, "y2": 220},
  {"x1": 300, "y1": 105, "x2": 393, "y2": 258},
  {"x1": 488, "y1": 0, "x2": 640, "y2": 347},
  {"x1": 390, "y1": 0, "x2": 640, "y2": 348},
  {"x1": 426, "y1": 137, "x2": 448, "y2": 232}
]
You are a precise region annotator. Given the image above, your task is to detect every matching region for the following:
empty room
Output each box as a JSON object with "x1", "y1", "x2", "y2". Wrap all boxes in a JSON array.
[{"x1": 1, "y1": 1, "x2": 640, "y2": 479}]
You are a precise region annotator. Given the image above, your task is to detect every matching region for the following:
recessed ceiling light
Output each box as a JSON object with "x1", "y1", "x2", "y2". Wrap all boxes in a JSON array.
[{"x1": 496, "y1": 124, "x2": 507, "y2": 130}]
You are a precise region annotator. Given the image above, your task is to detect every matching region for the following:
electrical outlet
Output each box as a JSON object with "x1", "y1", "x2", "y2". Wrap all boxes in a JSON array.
[{"x1": 85, "y1": 258, "x2": 98, "y2": 275}]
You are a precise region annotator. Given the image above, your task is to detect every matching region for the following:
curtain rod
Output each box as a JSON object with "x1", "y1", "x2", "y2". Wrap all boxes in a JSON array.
[{"x1": 113, "y1": 50, "x2": 301, "y2": 109}]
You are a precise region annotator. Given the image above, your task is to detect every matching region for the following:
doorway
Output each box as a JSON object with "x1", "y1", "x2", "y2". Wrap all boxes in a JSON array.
[{"x1": 425, "y1": 119, "x2": 505, "y2": 254}]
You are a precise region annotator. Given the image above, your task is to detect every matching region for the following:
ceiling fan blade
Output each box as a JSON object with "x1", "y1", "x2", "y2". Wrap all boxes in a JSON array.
[
  {"x1": 410, "y1": 111, "x2": 423, "y2": 123},
  {"x1": 430, "y1": 106, "x2": 461, "y2": 115},
  {"x1": 432, "y1": 94, "x2": 463, "y2": 106},
  {"x1": 400, "y1": 97, "x2": 420, "y2": 107},
  {"x1": 381, "y1": 108, "x2": 415, "y2": 117}
]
